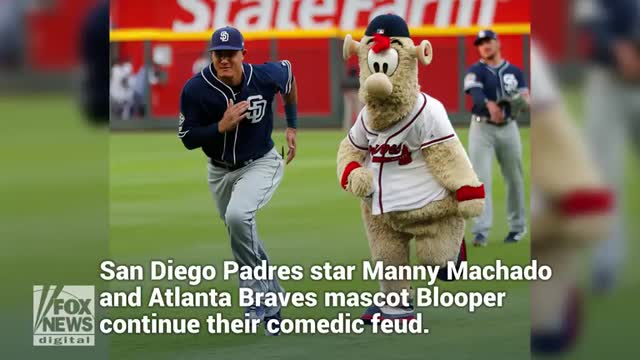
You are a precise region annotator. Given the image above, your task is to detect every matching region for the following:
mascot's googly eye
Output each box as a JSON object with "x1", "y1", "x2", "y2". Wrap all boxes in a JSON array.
[{"x1": 367, "y1": 48, "x2": 399, "y2": 77}]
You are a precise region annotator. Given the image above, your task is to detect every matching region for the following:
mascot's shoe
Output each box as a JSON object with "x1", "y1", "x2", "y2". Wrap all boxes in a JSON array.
[
  {"x1": 473, "y1": 233, "x2": 487, "y2": 247},
  {"x1": 361, "y1": 305, "x2": 382, "y2": 324},
  {"x1": 531, "y1": 288, "x2": 583, "y2": 355},
  {"x1": 380, "y1": 305, "x2": 416, "y2": 321},
  {"x1": 244, "y1": 305, "x2": 266, "y2": 322},
  {"x1": 264, "y1": 310, "x2": 282, "y2": 336},
  {"x1": 437, "y1": 238, "x2": 467, "y2": 281}
]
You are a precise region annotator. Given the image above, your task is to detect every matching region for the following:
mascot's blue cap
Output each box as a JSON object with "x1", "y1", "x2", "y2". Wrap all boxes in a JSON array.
[{"x1": 365, "y1": 14, "x2": 410, "y2": 37}]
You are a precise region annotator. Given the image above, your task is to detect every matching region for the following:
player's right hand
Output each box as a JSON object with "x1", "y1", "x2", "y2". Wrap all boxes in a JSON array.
[
  {"x1": 218, "y1": 100, "x2": 249, "y2": 133},
  {"x1": 487, "y1": 101, "x2": 504, "y2": 123}
]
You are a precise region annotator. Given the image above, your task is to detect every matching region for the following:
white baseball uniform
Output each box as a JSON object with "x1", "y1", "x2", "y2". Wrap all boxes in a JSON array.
[{"x1": 348, "y1": 92, "x2": 458, "y2": 215}]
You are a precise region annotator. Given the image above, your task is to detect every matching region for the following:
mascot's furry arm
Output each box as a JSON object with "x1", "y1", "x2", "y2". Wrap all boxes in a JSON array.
[
  {"x1": 532, "y1": 106, "x2": 613, "y2": 248},
  {"x1": 337, "y1": 138, "x2": 374, "y2": 197},
  {"x1": 422, "y1": 139, "x2": 484, "y2": 218}
]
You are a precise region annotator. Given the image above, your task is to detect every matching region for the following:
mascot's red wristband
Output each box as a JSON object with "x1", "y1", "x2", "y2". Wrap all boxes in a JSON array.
[
  {"x1": 456, "y1": 185, "x2": 485, "y2": 202},
  {"x1": 558, "y1": 189, "x2": 614, "y2": 215},
  {"x1": 341, "y1": 162, "x2": 362, "y2": 190}
]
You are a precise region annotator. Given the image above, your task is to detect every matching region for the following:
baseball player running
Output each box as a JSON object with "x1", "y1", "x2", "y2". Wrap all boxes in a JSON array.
[
  {"x1": 178, "y1": 26, "x2": 298, "y2": 336},
  {"x1": 463, "y1": 29, "x2": 530, "y2": 246}
]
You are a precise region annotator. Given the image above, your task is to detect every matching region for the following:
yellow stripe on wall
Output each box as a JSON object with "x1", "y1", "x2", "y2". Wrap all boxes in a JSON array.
[{"x1": 109, "y1": 23, "x2": 530, "y2": 42}]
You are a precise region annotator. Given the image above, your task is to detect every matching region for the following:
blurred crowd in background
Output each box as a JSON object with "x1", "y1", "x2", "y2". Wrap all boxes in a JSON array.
[
  {"x1": 109, "y1": 59, "x2": 154, "y2": 120},
  {"x1": 109, "y1": 51, "x2": 210, "y2": 120}
]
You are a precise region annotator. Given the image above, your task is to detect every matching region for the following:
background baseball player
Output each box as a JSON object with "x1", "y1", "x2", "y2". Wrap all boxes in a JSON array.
[
  {"x1": 178, "y1": 26, "x2": 298, "y2": 335},
  {"x1": 463, "y1": 29, "x2": 530, "y2": 247},
  {"x1": 576, "y1": 0, "x2": 640, "y2": 292}
]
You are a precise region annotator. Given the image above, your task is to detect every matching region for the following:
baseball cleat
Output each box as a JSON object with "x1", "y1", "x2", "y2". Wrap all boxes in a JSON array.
[
  {"x1": 473, "y1": 234, "x2": 488, "y2": 247},
  {"x1": 264, "y1": 309, "x2": 282, "y2": 336},
  {"x1": 360, "y1": 305, "x2": 382, "y2": 324},
  {"x1": 504, "y1": 230, "x2": 526, "y2": 243},
  {"x1": 380, "y1": 305, "x2": 416, "y2": 321}
]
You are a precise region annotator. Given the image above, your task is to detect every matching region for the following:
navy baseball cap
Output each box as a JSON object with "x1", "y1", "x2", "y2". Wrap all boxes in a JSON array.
[
  {"x1": 209, "y1": 26, "x2": 244, "y2": 51},
  {"x1": 365, "y1": 14, "x2": 410, "y2": 37},
  {"x1": 474, "y1": 29, "x2": 498, "y2": 45}
]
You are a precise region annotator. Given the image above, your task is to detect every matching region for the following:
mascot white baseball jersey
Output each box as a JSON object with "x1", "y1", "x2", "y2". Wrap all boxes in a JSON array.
[{"x1": 348, "y1": 92, "x2": 458, "y2": 215}]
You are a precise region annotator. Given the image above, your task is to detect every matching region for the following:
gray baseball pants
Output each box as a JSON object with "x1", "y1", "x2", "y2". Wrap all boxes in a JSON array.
[
  {"x1": 207, "y1": 148, "x2": 284, "y2": 316},
  {"x1": 468, "y1": 119, "x2": 527, "y2": 238}
]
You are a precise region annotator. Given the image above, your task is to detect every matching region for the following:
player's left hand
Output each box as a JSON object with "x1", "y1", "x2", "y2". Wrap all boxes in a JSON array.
[{"x1": 285, "y1": 128, "x2": 297, "y2": 164}]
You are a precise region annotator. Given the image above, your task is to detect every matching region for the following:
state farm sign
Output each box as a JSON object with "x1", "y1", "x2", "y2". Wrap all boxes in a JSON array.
[{"x1": 111, "y1": 0, "x2": 530, "y2": 31}]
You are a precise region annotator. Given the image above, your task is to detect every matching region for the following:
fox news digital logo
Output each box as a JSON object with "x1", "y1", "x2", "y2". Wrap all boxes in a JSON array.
[{"x1": 33, "y1": 285, "x2": 95, "y2": 346}]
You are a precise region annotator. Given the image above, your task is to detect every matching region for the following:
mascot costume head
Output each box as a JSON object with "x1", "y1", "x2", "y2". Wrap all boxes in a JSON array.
[{"x1": 344, "y1": 14, "x2": 432, "y2": 131}]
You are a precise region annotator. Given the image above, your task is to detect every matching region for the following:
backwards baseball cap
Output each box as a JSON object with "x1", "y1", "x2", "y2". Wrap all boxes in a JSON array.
[
  {"x1": 474, "y1": 29, "x2": 498, "y2": 45},
  {"x1": 209, "y1": 26, "x2": 244, "y2": 51},
  {"x1": 364, "y1": 14, "x2": 410, "y2": 37}
]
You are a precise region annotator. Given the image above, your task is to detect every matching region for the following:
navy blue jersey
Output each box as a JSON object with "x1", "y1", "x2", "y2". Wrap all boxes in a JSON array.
[
  {"x1": 463, "y1": 61, "x2": 528, "y2": 119},
  {"x1": 579, "y1": 0, "x2": 640, "y2": 66},
  {"x1": 179, "y1": 60, "x2": 293, "y2": 163}
]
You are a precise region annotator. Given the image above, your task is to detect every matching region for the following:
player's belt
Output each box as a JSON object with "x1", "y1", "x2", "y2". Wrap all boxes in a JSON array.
[
  {"x1": 210, "y1": 156, "x2": 260, "y2": 171},
  {"x1": 471, "y1": 114, "x2": 512, "y2": 127}
]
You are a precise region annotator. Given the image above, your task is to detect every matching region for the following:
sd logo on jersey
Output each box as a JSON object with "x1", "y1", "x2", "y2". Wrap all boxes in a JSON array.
[
  {"x1": 503, "y1": 73, "x2": 519, "y2": 95},
  {"x1": 246, "y1": 95, "x2": 267, "y2": 123}
]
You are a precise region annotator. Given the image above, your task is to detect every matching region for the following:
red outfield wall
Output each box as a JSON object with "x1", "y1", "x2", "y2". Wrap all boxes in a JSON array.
[{"x1": 110, "y1": 0, "x2": 531, "y2": 119}]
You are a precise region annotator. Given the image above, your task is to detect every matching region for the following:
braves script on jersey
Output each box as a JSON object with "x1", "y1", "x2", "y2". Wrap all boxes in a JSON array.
[{"x1": 348, "y1": 93, "x2": 458, "y2": 215}]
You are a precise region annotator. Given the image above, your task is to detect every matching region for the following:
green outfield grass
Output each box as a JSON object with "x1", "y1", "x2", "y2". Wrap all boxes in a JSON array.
[
  {"x1": 109, "y1": 128, "x2": 531, "y2": 359},
  {"x1": 5, "y1": 93, "x2": 638, "y2": 359}
]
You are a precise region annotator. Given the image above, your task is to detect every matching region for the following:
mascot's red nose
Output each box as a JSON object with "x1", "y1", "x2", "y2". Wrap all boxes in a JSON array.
[{"x1": 372, "y1": 33, "x2": 391, "y2": 53}]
